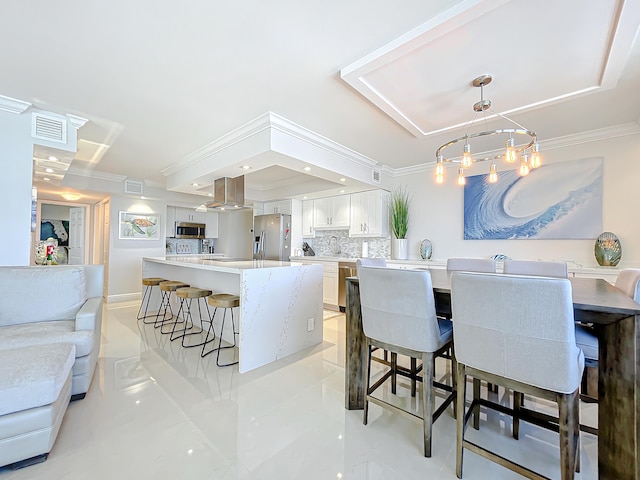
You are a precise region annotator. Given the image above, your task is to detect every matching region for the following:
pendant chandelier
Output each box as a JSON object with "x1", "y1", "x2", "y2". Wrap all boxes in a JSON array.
[{"x1": 434, "y1": 75, "x2": 542, "y2": 186}]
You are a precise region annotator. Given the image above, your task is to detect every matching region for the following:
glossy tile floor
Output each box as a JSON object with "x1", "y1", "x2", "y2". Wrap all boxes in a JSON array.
[{"x1": 0, "y1": 302, "x2": 598, "y2": 479}]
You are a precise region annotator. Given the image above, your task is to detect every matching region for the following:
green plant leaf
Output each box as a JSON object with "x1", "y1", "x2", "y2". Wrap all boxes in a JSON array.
[{"x1": 390, "y1": 186, "x2": 410, "y2": 239}]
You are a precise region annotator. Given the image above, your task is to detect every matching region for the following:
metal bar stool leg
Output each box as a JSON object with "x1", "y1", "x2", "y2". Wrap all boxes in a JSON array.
[
  {"x1": 137, "y1": 277, "x2": 166, "y2": 324},
  {"x1": 204, "y1": 294, "x2": 240, "y2": 366},
  {"x1": 158, "y1": 281, "x2": 190, "y2": 334},
  {"x1": 170, "y1": 287, "x2": 213, "y2": 343},
  {"x1": 216, "y1": 306, "x2": 239, "y2": 367},
  {"x1": 201, "y1": 307, "x2": 218, "y2": 357}
]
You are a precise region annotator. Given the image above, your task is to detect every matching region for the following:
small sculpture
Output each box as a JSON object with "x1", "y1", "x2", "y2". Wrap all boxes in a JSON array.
[{"x1": 595, "y1": 232, "x2": 621, "y2": 266}]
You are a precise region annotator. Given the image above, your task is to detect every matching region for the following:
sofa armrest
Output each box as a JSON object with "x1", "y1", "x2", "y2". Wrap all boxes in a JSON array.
[{"x1": 75, "y1": 297, "x2": 103, "y2": 331}]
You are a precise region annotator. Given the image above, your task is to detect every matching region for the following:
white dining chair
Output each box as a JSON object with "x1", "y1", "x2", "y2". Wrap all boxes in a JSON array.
[
  {"x1": 615, "y1": 268, "x2": 640, "y2": 301},
  {"x1": 358, "y1": 265, "x2": 455, "y2": 457},
  {"x1": 502, "y1": 259, "x2": 568, "y2": 278},
  {"x1": 451, "y1": 271, "x2": 583, "y2": 479}
]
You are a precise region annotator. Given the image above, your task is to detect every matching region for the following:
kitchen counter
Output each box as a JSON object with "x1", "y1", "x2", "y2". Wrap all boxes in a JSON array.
[{"x1": 142, "y1": 257, "x2": 323, "y2": 373}]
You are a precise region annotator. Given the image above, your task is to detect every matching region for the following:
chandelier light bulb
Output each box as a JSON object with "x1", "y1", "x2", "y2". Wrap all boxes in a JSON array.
[
  {"x1": 462, "y1": 142, "x2": 472, "y2": 168},
  {"x1": 530, "y1": 142, "x2": 542, "y2": 168},
  {"x1": 435, "y1": 155, "x2": 444, "y2": 177},
  {"x1": 457, "y1": 166, "x2": 466, "y2": 186},
  {"x1": 488, "y1": 163, "x2": 498, "y2": 184},
  {"x1": 505, "y1": 137, "x2": 517, "y2": 163},
  {"x1": 519, "y1": 155, "x2": 530, "y2": 176},
  {"x1": 435, "y1": 173, "x2": 444, "y2": 184}
]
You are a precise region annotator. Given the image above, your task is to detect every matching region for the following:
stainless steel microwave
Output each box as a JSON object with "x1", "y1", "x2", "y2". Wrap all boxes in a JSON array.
[{"x1": 175, "y1": 222, "x2": 206, "y2": 239}]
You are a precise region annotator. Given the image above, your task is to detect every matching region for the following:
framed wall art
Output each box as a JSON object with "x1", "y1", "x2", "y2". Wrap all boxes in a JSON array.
[
  {"x1": 118, "y1": 211, "x2": 160, "y2": 240},
  {"x1": 463, "y1": 157, "x2": 603, "y2": 240}
]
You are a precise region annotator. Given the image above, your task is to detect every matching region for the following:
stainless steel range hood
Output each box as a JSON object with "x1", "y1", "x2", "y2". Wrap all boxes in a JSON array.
[{"x1": 206, "y1": 176, "x2": 245, "y2": 208}]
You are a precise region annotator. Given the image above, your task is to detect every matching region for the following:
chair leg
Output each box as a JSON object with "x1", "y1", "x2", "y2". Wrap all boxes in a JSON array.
[
  {"x1": 455, "y1": 362, "x2": 466, "y2": 479},
  {"x1": 391, "y1": 352, "x2": 397, "y2": 395},
  {"x1": 513, "y1": 391, "x2": 523, "y2": 439},
  {"x1": 137, "y1": 286, "x2": 151, "y2": 321},
  {"x1": 422, "y1": 352, "x2": 435, "y2": 457},
  {"x1": 216, "y1": 307, "x2": 239, "y2": 367},
  {"x1": 411, "y1": 357, "x2": 417, "y2": 397},
  {"x1": 201, "y1": 307, "x2": 218, "y2": 357},
  {"x1": 451, "y1": 349, "x2": 458, "y2": 420},
  {"x1": 472, "y1": 378, "x2": 481, "y2": 430},
  {"x1": 363, "y1": 344, "x2": 372, "y2": 426},
  {"x1": 558, "y1": 390, "x2": 579, "y2": 480},
  {"x1": 573, "y1": 392, "x2": 581, "y2": 473}
]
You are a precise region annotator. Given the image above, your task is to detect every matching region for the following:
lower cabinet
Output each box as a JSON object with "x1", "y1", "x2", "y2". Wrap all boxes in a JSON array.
[{"x1": 294, "y1": 259, "x2": 339, "y2": 309}]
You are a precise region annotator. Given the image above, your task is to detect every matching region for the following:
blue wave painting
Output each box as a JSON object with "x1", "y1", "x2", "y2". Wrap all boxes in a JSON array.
[{"x1": 464, "y1": 157, "x2": 603, "y2": 239}]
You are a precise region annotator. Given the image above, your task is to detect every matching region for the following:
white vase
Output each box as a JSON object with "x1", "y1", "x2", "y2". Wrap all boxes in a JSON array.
[{"x1": 392, "y1": 238, "x2": 408, "y2": 260}]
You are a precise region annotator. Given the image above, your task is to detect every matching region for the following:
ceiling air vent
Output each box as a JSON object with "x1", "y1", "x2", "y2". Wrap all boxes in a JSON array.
[
  {"x1": 124, "y1": 179, "x2": 144, "y2": 195},
  {"x1": 372, "y1": 168, "x2": 381, "y2": 184},
  {"x1": 31, "y1": 113, "x2": 67, "y2": 143}
]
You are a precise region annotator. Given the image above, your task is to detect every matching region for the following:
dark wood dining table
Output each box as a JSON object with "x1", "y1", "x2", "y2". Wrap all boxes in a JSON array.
[{"x1": 345, "y1": 268, "x2": 640, "y2": 480}]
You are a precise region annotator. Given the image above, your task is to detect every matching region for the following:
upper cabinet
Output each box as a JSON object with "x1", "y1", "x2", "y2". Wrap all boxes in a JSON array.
[
  {"x1": 314, "y1": 195, "x2": 350, "y2": 230},
  {"x1": 349, "y1": 190, "x2": 390, "y2": 238},
  {"x1": 175, "y1": 207, "x2": 205, "y2": 224},
  {"x1": 302, "y1": 200, "x2": 314, "y2": 238},
  {"x1": 205, "y1": 211, "x2": 219, "y2": 238},
  {"x1": 263, "y1": 200, "x2": 292, "y2": 215}
]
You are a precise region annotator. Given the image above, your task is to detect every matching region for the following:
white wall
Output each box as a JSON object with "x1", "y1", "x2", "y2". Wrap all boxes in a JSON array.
[
  {"x1": 107, "y1": 194, "x2": 166, "y2": 302},
  {"x1": 0, "y1": 111, "x2": 34, "y2": 266},
  {"x1": 41, "y1": 203, "x2": 71, "y2": 220},
  {"x1": 395, "y1": 132, "x2": 640, "y2": 267}
]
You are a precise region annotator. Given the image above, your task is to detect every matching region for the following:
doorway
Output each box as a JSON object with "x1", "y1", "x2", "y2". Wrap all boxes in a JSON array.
[{"x1": 35, "y1": 200, "x2": 90, "y2": 265}]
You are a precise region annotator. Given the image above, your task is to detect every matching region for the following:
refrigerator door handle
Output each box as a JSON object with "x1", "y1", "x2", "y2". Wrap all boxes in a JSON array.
[{"x1": 259, "y1": 230, "x2": 266, "y2": 259}]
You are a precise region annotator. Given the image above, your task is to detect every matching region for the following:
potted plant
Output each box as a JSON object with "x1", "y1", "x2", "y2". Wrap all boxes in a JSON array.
[{"x1": 390, "y1": 186, "x2": 410, "y2": 259}]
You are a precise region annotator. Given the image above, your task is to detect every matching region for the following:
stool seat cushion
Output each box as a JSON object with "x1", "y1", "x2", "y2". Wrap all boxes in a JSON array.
[
  {"x1": 142, "y1": 277, "x2": 166, "y2": 286},
  {"x1": 160, "y1": 281, "x2": 189, "y2": 291},
  {"x1": 0, "y1": 343, "x2": 75, "y2": 416},
  {"x1": 208, "y1": 294, "x2": 240, "y2": 308},
  {"x1": 177, "y1": 287, "x2": 212, "y2": 299}
]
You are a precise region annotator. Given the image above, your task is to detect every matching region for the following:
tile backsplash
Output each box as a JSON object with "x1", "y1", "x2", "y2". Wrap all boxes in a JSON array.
[
  {"x1": 304, "y1": 230, "x2": 390, "y2": 258},
  {"x1": 166, "y1": 238, "x2": 202, "y2": 254}
]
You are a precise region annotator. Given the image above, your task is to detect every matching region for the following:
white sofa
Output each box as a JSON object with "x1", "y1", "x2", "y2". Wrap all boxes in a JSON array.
[{"x1": 0, "y1": 265, "x2": 104, "y2": 398}]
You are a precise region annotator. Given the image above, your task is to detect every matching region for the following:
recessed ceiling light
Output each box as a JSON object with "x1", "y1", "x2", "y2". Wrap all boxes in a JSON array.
[
  {"x1": 240, "y1": 165, "x2": 251, "y2": 170},
  {"x1": 303, "y1": 196, "x2": 308, "y2": 199},
  {"x1": 340, "y1": 178, "x2": 346, "y2": 182},
  {"x1": 304, "y1": 166, "x2": 311, "y2": 171},
  {"x1": 140, "y1": 196, "x2": 146, "y2": 200},
  {"x1": 61, "y1": 193, "x2": 81, "y2": 201},
  {"x1": 220, "y1": 207, "x2": 225, "y2": 211},
  {"x1": 192, "y1": 182, "x2": 199, "y2": 187},
  {"x1": 43, "y1": 177, "x2": 50, "y2": 181},
  {"x1": 207, "y1": 193, "x2": 213, "y2": 196},
  {"x1": 340, "y1": 189, "x2": 345, "y2": 193},
  {"x1": 48, "y1": 156, "x2": 58, "y2": 162},
  {"x1": 45, "y1": 168, "x2": 54, "y2": 173}
]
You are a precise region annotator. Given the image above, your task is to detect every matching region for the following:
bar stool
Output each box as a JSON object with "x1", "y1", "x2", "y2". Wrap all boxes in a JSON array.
[
  {"x1": 157, "y1": 281, "x2": 190, "y2": 332},
  {"x1": 203, "y1": 293, "x2": 240, "y2": 366},
  {"x1": 170, "y1": 287, "x2": 213, "y2": 347},
  {"x1": 137, "y1": 277, "x2": 166, "y2": 324}
]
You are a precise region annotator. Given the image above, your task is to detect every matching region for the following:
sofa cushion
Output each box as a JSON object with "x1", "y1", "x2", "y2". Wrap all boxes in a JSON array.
[
  {"x1": 0, "y1": 343, "x2": 75, "y2": 416},
  {"x1": 0, "y1": 321, "x2": 94, "y2": 357},
  {"x1": 0, "y1": 267, "x2": 87, "y2": 327}
]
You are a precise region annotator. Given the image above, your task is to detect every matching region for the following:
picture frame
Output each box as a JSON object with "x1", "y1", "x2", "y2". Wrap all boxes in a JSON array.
[{"x1": 118, "y1": 211, "x2": 160, "y2": 240}]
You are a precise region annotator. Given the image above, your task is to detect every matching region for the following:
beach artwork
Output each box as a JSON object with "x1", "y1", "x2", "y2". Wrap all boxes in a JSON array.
[
  {"x1": 119, "y1": 211, "x2": 160, "y2": 239},
  {"x1": 463, "y1": 157, "x2": 603, "y2": 240}
]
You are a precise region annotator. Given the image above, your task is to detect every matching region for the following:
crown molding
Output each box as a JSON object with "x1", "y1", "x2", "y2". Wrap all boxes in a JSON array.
[
  {"x1": 67, "y1": 114, "x2": 88, "y2": 129},
  {"x1": 388, "y1": 122, "x2": 640, "y2": 176},
  {"x1": 0, "y1": 94, "x2": 31, "y2": 114},
  {"x1": 163, "y1": 111, "x2": 379, "y2": 177}
]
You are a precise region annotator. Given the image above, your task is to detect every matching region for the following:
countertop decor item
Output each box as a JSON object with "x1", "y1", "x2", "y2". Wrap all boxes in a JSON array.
[
  {"x1": 595, "y1": 232, "x2": 621, "y2": 266},
  {"x1": 390, "y1": 186, "x2": 410, "y2": 260},
  {"x1": 420, "y1": 239, "x2": 432, "y2": 260}
]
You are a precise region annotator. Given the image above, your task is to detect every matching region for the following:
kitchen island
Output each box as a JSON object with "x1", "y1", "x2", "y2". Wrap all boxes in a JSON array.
[{"x1": 142, "y1": 257, "x2": 323, "y2": 373}]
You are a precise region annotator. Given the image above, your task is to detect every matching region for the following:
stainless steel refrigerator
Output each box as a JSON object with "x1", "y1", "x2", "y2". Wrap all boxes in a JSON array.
[{"x1": 252, "y1": 213, "x2": 291, "y2": 260}]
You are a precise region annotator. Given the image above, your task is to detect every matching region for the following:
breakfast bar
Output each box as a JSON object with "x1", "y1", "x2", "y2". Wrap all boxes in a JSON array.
[{"x1": 142, "y1": 257, "x2": 323, "y2": 373}]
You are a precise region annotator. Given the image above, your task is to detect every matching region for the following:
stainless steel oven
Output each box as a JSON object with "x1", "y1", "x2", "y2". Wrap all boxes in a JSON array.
[
  {"x1": 338, "y1": 262, "x2": 357, "y2": 312},
  {"x1": 175, "y1": 222, "x2": 206, "y2": 239}
]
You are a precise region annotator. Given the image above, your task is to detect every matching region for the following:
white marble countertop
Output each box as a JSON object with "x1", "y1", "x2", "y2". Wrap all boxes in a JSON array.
[{"x1": 144, "y1": 256, "x2": 310, "y2": 274}]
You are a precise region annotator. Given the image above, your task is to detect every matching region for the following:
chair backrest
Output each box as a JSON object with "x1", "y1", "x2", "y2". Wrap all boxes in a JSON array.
[
  {"x1": 447, "y1": 257, "x2": 496, "y2": 273},
  {"x1": 358, "y1": 265, "x2": 444, "y2": 353},
  {"x1": 450, "y1": 271, "x2": 583, "y2": 394},
  {"x1": 615, "y1": 268, "x2": 640, "y2": 301},
  {"x1": 502, "y1": 259, "x2": 568, "y2": 278},
  {"x1": 356, "y1": 258, "x2": 387, "y2": 271}
]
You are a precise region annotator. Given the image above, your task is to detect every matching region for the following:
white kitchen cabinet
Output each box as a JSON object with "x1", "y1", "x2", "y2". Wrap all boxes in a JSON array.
[
  {"x1": 302, "y1": 200, "x2": 315, "y2": 238},
  {"x1": 166, "y1": 206, "x2": 176, "y2": 237},
  {"x1": 263, "y1": 200, "x2": 292, "y2": 215},
  {"x1": 349, "y1": 190, "x2": 390, "y2": 238},
  {"x1": 205, "y1": 211, "x2": 219, "y2": 238},
  {"x1": 313, "y1": 195, "x2": 350, "y2": 229},
  {"x1": 175, "y1": 207, "x2": 204, "y2": 224}
]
